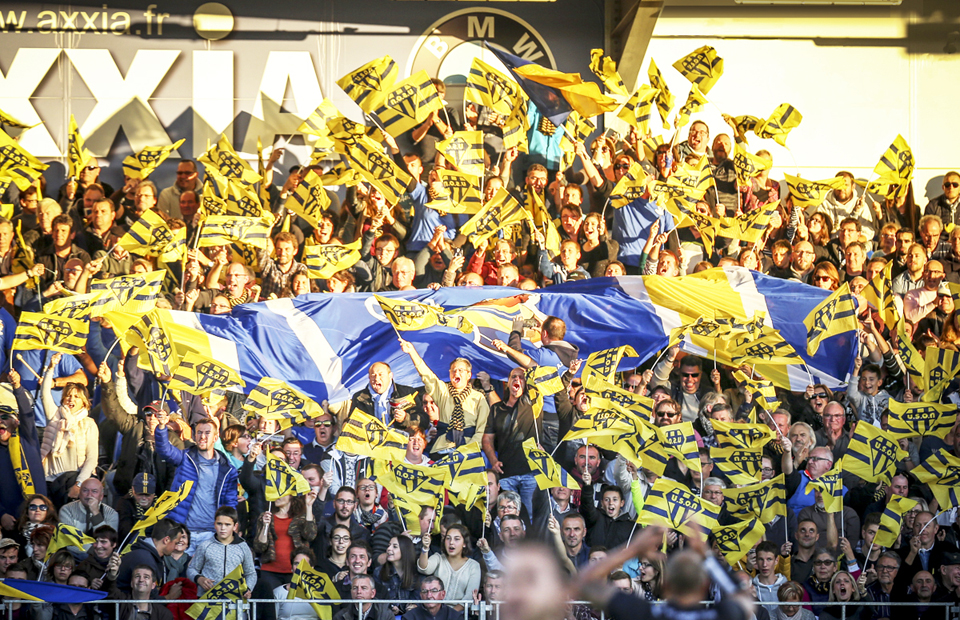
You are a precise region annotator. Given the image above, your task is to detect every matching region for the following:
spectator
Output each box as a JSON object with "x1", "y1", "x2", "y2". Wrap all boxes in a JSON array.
[
  {"x1": 59, "y1": 478, "x2": 119, "y2": 537},
  {"x1": 417, "y1": 524, "x2": 481, "y2": 608},
  {"x1": 188, "y1": 506, "x2": 257, "y2": 595},
  {"x1": 116, "y1": 518, "x2": 186, "y2": 591}
]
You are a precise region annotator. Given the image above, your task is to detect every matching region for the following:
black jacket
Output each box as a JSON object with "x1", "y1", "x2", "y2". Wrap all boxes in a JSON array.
[
  {"x1": 348, "y1": 384, "x2": 426, "y2": 432},
  {"x1": 116, "y1": 538, "x2": 165, "y2": 591}
]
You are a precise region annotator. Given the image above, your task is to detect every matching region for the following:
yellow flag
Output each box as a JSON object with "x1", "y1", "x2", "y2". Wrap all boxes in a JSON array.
[
  {"x1": 803, "y1": 282, "x2": 859, "y2": 356},
  {"x1": 754, "y1": 104, "x2": 803, "y2": 147},
  {"x1": 783, "y1": 174, "x2": 847, "y2": 210},
  {"x1": 673, "y1": 45, "x2": 724, "y2": 95},
  {"x1": 67, "y1": 114, "x2": 95, "y2": 179},
  {"x1": 327, "y1": 116, "x2": 385, "y2": 155},
  {"x1": 13, "y1": 312, "x2": 88, "y2": 354},
  {"x1": 732, "y1": 144, "x2": 772, "y2": 186},
  {"x1": 0, "y1": 107, "x2": 37, "y2": 129},
  {"x1": 122, "y1": 140, "x2": 185, "y2": 180},
  {"x1": 336, "y1": 409, "x2": 410, "y2": 463},
  {"x1": 167, "y1": 351, "x2": 244, "y2": 395},
  {"x1": 117, "y1": 210, "x2": 176, "y2": 257},
  {"x1": 674, "y1": 84, "x2": 710, "y2": 129},
  {"x1": 89, "y1": 270, "x2": 166, "y2": 316},
  {"x1": 298, "y1": 99, "x2": 341, "y2": 137},
  {"x1": 373, "y1": 459, "x2": 447, "y2": 506},
  {"x1": 459, "y1": 187, "x2": 529, "y2": 246},
  {"x1": 653, "y1": 422, "x2": 701, "y2": 471},
  {"x1": 319, "y1": 162, "x2": 364, "y2": 188},
  {"x1": 464, "y1": 57, "x2": 522, "y2": 116},
  {"x1": 344, "y1": 135, "x2": 413, "y2": 205},
  {"x1": 589, "y1": 48, "x2": 629, "y2": 97},
  {"x1": 583, "y1": 375, "x2": 654, "y2": 420},
  {"x1": 43, "y1": 292, "x2": 97, "y2": 321},
  {"x1": 711, "y1": 420, "x2": 776, "y2": 451},
  {"x1": 873, "y1": 135, "x2": 914, "y2": 189},
  {"x1": 512, "y1": 64, "x2": 618, "y2": 118},
  {"x1": 0, "y1": 129, "x2": 48, "y2": 182},
  {"x1": 863, "y1": 261, "x2": 899, "y2": 331},
  {"x1": 124, "y1": 310, "x2": 181, "y2": 377},
  {"x1": 712, "y1": 518, "x2": 765, "y2": 566},
  {"x1": 501, "y1": 97, "x2": 530, "y2": 154},
  {"x1": 583, "y1": 345, "x2": 640, "y2": 383},
  {"x1": 436, "y1": 131, "x2": 485, "y2": 178},
  {"x1": 722, "y1": 475, "x2": 786, "y2": 523},
  {"x1": 887, "y1": 399, "x2": 957, "y2": 439},
  {"x1": 373, "y1": 71, "x2": 444, "y2": 137},
  {"x1": 911, "y1": 448, "x2": 960, "y2": 487},
  {"x1": 130, "y1": 481, "x2": 195, "y2": 533},
  {"x1": 375, "y1": 295, "x2": 474, "y2": 334},
  {"x1": 617, "y1": 85, "x2": 660, "y2": 135},
  {"x1": 242, "y1": 377, "x2": 325, "y2": 428},
  {"x1": 923, "y1": 346, "x2": 960, "y2": 402},
  {"x1": 265, "y1": 450, "x2": 311, "y2": 501},
  {"x1": 198, "y1": 135, "x2": 261, "y2": 186},
  {"x1": 930, "y1": 484, "x2": 960, "y2": 511},
  {"x1": 808, "y1": 467, "x2": 845, "y2": 513},
  {"x1": 523, "y1": 438, "x2": 579, "y2": 490},
  {"x1": 638, "y1": 477, "x2": 721, "y2": 538},
  {"x1": 717, "y1": 201, "x2": 780, "y2": 245},
  {"x1": 874, "y1": 495, "x2": 918, "y2": 548},
  {"x1": 336, "y1": 55, "x2": 399, "y2": 113},
  {"x1": 302, "y1": 239, "x2": 362, "y2": 279},
  {"x1": 46, "y1": 523, "x2": 94, "y2": 560},
  {"x1": 6, "y1": 425, "x2": 35, "y2": 497},
  {"x1": 710, "y1": 446, "x2": 763, "y2": 485},
  {"x1": 609, "y1": 163, "x2": 652, "y2": 210},
  {"x1": 670, "y1": 154, "x2": 714, "y2": 198},
  {"x1": 160, "y1": 227, "x2": 187, "y2": 265},
  {"x1": 198, "y1": 215, "x2": 271, "y2": 249},
  {"x1": 285, "y1": 169, "x2": 331, "y2": 229},
  {"x1": 841, "y1": 422, "x2": 907, "y2": 483},
  {"x1": 733, "y1": 370, "x2": 781, "y2": 414},
  {"x1": 426, "y1": 169, "x2": 483, "y2": 215},
  {"x1": 186, "y1": 564, "x2": 247, "y2": 620},
  {"x1": 434, "y1": 442, "x2": 487, "y2": 490},
  {"x1": 727, "y1": 327, "x2": 801, "y2": 366},
  {"x1": 289, "y1": 558, "x2": 341, "y2": 620},
  {"x1": 647, "y1": 59, "x2": 675, "y2": 130}
]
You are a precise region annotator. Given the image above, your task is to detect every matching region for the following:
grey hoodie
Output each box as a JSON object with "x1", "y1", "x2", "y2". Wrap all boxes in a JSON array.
[
  {"x1": 752, "y1": 573, "x2": 788, "y2": 615},
  {"x1": 187, "y1": 534, "x2": 258, "y2": 593}
]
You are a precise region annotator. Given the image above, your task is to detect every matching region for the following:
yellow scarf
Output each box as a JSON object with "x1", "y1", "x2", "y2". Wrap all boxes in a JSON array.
[{"x1": 8, "y1": 431, "x2": 35, "y2": 496}]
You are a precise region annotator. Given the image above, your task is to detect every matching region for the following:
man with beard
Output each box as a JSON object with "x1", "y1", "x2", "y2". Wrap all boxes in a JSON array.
[
  {"x1": 816, "y1": 171, "x2": 875, "y2": 242},
  {"x1": 331, "y1": 361, "x2": 424, "y2": 432},
  {"x1": 158, "y1": 160, "x2": 202, "y2": 220},
  {"x1": 677, "y1": 120, "x2": 711, "y2": 161},
  {"x1": 787, "y1": 240, "x2": 817, "y2": 284},
  {"x1": 709, "y1": 134, "x2": 737, "y2": 217}
]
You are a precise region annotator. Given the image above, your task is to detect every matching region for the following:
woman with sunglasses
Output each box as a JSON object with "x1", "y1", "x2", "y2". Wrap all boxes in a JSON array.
[
  {"x1": 15, "y1": 494, "x2": 58, "y2": 558},
  {"x1": 812, "y1": 261, "x2": 840, "y2": 291},
  {"x1": 803, "y1": 549, "x2": 840, "y2": 617},
  {"x1": 799, "y1": 212, "x2": 833, "y2": 263}
]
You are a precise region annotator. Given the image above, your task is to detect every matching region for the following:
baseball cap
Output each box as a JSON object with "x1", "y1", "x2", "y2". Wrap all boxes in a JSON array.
[
  {"x1": 942, "y1": 550, "x2": 960, "y2": 566},
  {"x1": 143, "y1": 401, "x2": 170, "y2": 416},
  {"x1": 0, "y1": 538, "x2": 20, "y2": 551},
  {"x1": 132, "y1": 472, "x2": 156, "y2": 495},
  {"x1": 938, "y1": 283, "x2": 952, "y2": 297}
]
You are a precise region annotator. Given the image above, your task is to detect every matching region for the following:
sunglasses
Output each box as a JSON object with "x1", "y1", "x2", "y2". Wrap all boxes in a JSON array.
[
  {"x1": 29, "y1": 504, "x2": 48, "y2": 511},
  {"x1": 681, "y1": 372, "x2": 700, "y2": 378},
  {"x1": 816, "y1": 276, "x2": 833, "y2": 282},
  {"x1": 811, "y1": 393, "x2": 828, "y2": 399},
  {"x1": 943, "y1": 182, "x2": 959, "y2": 189},
  {"x1": 814, "y1": 559, "x2": 834, "y2": 566},
  {"x1": 614, "y1": 164, "x2": 631, "y2": 171},
  {"x1": 315, "y1": 420, "x2": 334, "y2": 428}
]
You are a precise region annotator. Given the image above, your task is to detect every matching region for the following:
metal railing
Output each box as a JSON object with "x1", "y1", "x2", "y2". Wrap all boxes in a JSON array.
[{"x1": 2, "y1": 597, "x2": 958, "y2": 620}]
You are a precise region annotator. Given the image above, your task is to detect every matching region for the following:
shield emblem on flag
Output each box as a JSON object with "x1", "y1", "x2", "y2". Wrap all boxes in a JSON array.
[
  {"x1": 394, "y1": 465, "x2": 427, "y2": 494},
  {"x1": 270, "y1": 389, "x2": 303, "y2": 411},
  {"x1": 387, "y1": 84, "x2": 418, "y2": 119},
  {"x1": 666, "y1": 487, "x2": 699, "y2": 526},
  {"x1": 868, "y1": 437, "x2": 898, "y2": 478},
  {"x1": 196, "y1": 361, "x2": 230, "y2": 391}
]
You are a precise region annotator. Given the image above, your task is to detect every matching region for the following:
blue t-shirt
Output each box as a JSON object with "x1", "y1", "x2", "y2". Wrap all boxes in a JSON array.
[
  {"x1": 186, "y1": 453, "x2": 219, "y2": 532},
  {"x1": 406, "y1": 183, "x2": 458, "y2": 253},
  {"x1": 14, "y1": 350, "x2": 83, "y2": 428}
]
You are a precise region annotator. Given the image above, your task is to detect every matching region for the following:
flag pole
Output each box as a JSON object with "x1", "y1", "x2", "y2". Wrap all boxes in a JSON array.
[
  {"x1": 481, "y1": 485, "x2": 488, "y2": 541},
  {"x1": 918, "y1": 511, "x2": 941, "y2": 537}
]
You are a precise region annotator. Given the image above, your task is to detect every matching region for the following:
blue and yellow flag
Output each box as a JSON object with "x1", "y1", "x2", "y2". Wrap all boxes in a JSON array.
[
  {"x1": 910, "y1": 448, "x2": 960, "y2": 487},
  {"x1": 124, "y1": 310, "x2": 180, "y2": 377},
  {"x1": 436, "y1": 131, "x2": 485, "y2": 178},
  {"x1": 733, "y1": 370, "x2": 781, "y2": 416},
  {"x1": 286, "y1": 169, "x2": 331, "y2": 229},
  {"x1": 753, "y1": 104, "x2": 802, "y2": 147},
  {"x1": 924, "y1": 346, "x2": 960, "y2": 403},
  {"x1": 198, "y1": 135, "x2": 261, "y2": 186},
  {"x1": 186, "y1": 563, "x2": 247, "y2": 620},
  {"x1": 428, "y1": 169, "x2": 483, "y2": 215},
  {"x1": 589, "y1": 48, "x2": 629, "y2": 97},
  {"x1": 523, "y1": 437, "x2": 578, "y2": 490},
  {"x1": 722, "y1": 475, "x2": 786, "y2": 523},
  {"x1": 89, "y1": 270, "x2": 166, "y2": 316},
  {"x1": 639, "y1": 477, "x2": 721, "y2": 538},
  {"x1": 583, "y1": 375, "x2": 654, "y2": 421},
  {"x1": 243, "y1": 377, "x2": 325, "y2": 428},
  {"x1": 647, "y1": 58, "x2": 675, "y2": 129},
  {"x1": 122, "y1": 140, "x2": 185, "y2": 180},
  {"x1": 336, "y1": 55, "x2": 399, "y2": 114},
  {"x1": 336, "y1": 409, "x2": 409, "y2": 463},
  {"x1": 710, "y1": 420, "x2": 776, "y2": 451},
  {"x1": 783, "y1": 174, "x2": 846, "y2": 210},
  {"x1": 265, "y1": 450, "x2": 311, "y2": 501},
  {"x1": 803, "y1": 282, "x2": 859, "y2": 356},
  {"x1": 673, "y1": 45, "x2": 724, "y2": 95},
  {"x1": 373, "y1": 70, "x2": 443, "y2": 137},
  {"x1": 434, "y1": 441, "x2": 487, "y2": 489},
  {"x1": 887, "y1": 400, "x2": 957, "y2": 439},
  {"x1": 303, "y1": 239, "x2": 362, "y2": 279},
  {"x1": 374, "y1": 459, "x2": 446, "y2": 506},
  {"x1": 897, "y1": 317, "x2": 926, "y2": 391},
  {"x1": 727, "y1": 327, "x2": 801, "y2": 366},
  {"x1": 130, "y1": 481, "x2": 194, "y2": 534},
  {"x1": 13, "y1": 312, "x2": 88, "y2": 355},
  {"x1": 43, "y1": 292, "x2": 97, "y2": 321},
  {"x1": 0, "y1": 579, "x2": 106, "y2": 604},
  {"x1": 464, "y1": 57, "x2": 522, "y2": 117},
  {"x1": 808, "y1": 467, "x2": 845, "y2": 513},
  {"x1": 654, "y1": 422, "x2": 700, "y2": 472},
  {"x1": 289, "y1": 558, "x2": 341, "y2": 620},
  {"x1": 710, "y1": 446, "x2": 763, "y2": 485},
  {"x1": 930, "y1": 483, "x2": 960, "y2": 511},
  {"x1": 67, "y1": 114, "x2": 95, "y2": 179},
  {"x1": 344, "y1": 135, "x2": 413, "y2": 205},
  {"x1": 840, "y1": 422, "x2": 907, "y2": 483},
  {"x1": 863, "y1": 261, "x2": 899, "y2": 331},
  {"x1": 874, "y1": 495, "x2": 918, "y2": 548},
  {"x1": 458, "y1": 187, "x2": 529, "y2": 246},
  {"x1": 564, "y1": 406, "x2": 641, "y2": 442},
  {"x1": 167, "y1": 351, "x2": 244, "y2": 395},
  {"x1": 712, "y1": 518, "x2": 765, "y2": 567}
]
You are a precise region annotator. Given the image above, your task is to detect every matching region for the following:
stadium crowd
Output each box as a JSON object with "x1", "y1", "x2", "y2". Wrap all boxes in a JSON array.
[{"x1": 0, "y1": 67, "x2": 959, "y2": 620}]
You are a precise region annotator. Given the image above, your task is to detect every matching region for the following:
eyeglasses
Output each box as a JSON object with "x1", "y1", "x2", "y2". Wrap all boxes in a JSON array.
[
  {"x1": 357, "y1": 485, "x2": 377, "y2": 492},
  {"x1": 83, "y1": 165, "x2": 99, "y2": 171},
  {"x1": 822, "y1": 414, "x2": 844, "y2": 419},
  {"x1": 681, "y1": 372, "x2": 700, "y2": 378},
  {"x1": 335, "y1": 498, "x2": 356, "y2": 505},
  {"x1": 876, "y1": 565, "x2": 898, "y2": 572},
  {"x1": 761, "y1": 467, "x2": 776, "y2": 474},
  {"x1": 614, "y1": 164, "x2": 631, "y2": 171},
  {"x1": 331, "y1": 536, "x2": 351, "y2": 543},
  {"x1": 811, "y1": 393, "x2": 828, "y2": 399},
  {"x1": 29, "y1": 504, "x2": 48, "y2": 511},
  {"x1": 639, "y1": 561, "x2": 652, "y2": 568},
  {"x1": 814, "y1": 559, "x2": 834, "y2": 566},
  {"x1": 816, "y1": 276, "x2": 833, "y2": 282},
  {"x1": 808, "y1": 457, "x2": 831, "y2": 463},
  {"x1": 625, "y1": 383, "x2": 640, "y2": 389},
  {"x1": 943, "y1": 182, "x2": 959, "y2": 189},
  {"x1": 420, "y1": 588, "x2": 443, "y2": 596}
]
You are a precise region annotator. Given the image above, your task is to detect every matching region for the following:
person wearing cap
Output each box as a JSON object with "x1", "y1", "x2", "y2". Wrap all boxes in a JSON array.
[
  {"x1": 117, "y1": 473, "x2": 157, "y2": 544},
  {"x1": 0, "y1": 368, "x2": 47, "y2": 533},
  {"x1": 914, "y1": 283, "x2": 955, "y2": 339},
  {"x1": 59, "y1": 478, "x2": 119, "y2": 537},
  {"x1": 903, "y1": 260, "x2": 946, "y2": 323},
  {"x1": 939, "y1": 551, "x2": 960, "y2": 601},
  {"x1": 0, "y1": 538, "x2": 19, "y2": 577}
]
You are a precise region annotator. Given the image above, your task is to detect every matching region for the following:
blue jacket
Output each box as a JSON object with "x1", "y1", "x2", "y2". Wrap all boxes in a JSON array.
[{"x1": 154, "y1": 427, "x2": 238, "y2": 525}]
